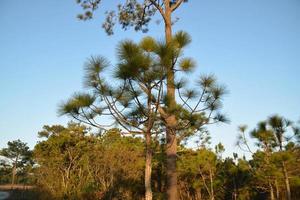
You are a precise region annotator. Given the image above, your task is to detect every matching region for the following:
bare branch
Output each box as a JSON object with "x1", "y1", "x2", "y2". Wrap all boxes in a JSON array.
[
  {"x1": 171, "y1": 0, "x2": 184, "y2": 12},
  {"x1": 149, "y1": 0, "x2": 166, "y2": 21}
]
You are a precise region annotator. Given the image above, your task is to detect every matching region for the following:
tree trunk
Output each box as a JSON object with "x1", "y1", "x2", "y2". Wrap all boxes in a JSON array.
[
  {"x1": 233, "y1": 178, "x2": 237, "y2": 200},
  {"x1": 157, "y1": 145, "x2": 163, "y2": 193},
  {"x1": 209, "y1": 169, "x2": 215, "y2": 200},
  {"x1": 164, "y1": 3, "x2": 178, "y2": 200},
  {"x1": 11, "y1": 164, "x2": 16, "y2": 187},
  {"x1": 275, "y1": 179, "x2": 279, "y2": 200},
  {"x1": 282, "y1": 161, "x2": 291, "y2": 200},
  {"x1": 196, "y1": 189, "x2": 202, "y2": 200},
  {"x1": 166, "y1": 127, "x2": 177, "y2": 200},
  {"x1": 269, "y1": 182, "x2": 275, "y2": 200},
  {"x1": 233, "y1": 192, "x2": 237, "y2": 200},
  {"x1": 11, "y1": 156, "x2": 18, "y2": 188},
  {"x1": 145, "y1": 131, "x2": 153, "y2": 200}
]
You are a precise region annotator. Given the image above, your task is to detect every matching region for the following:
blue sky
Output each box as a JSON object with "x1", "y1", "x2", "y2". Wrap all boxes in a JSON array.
[{"x1": 0, "y1": 0, "x2": 299, "y2": 157}]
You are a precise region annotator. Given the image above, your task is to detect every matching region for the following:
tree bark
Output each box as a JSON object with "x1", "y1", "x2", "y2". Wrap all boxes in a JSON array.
[
  {"x1": 11, "y1": 164, "x2": 16, "y2": 187},
  {"x1": 233, "y1": 178, "x2": 237, "y2": 200},
  {"x1": 164, "y1": 2, "x2": 178, "y2": 200},
  {"x1": 269, "y1": 182, "x2": 275, "y2": 200},
  {"x1": 196, "y1": 189, "x2": 202, "y2": 200},
  {"x1": 145, "y1": 130, "x2": 153, "y2": 200},
  {"x1": 11, "y1": 156, "x2": 18, "y2": 188},
  {"x1": 282, "y1": 161, "x2": 291, "y2": 200},
  {"x1": 166, "y1": 128, "x2": 177, "y2": 200},
  {"x1": 209, "y1": 169, "x2": 215, "y2": 200},
  {"x1": 275, "y1": 179, "x2": 279, "y2": 200},
  {"x1": 157, "y1": 145, "x2": 163, "y2": 193}
]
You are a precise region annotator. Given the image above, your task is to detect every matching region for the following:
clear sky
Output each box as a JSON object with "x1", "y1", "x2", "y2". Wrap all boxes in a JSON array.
[{"x1": 0, "y1": 0, "x2": 299, "y2": 157}]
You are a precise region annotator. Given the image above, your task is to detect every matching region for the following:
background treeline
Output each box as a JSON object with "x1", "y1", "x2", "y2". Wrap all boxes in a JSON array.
[{"x1": 1, "y1": 119, "x2": 299, "y2": 200}]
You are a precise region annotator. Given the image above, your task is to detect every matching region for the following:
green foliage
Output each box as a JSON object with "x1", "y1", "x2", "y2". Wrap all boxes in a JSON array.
[
  {"x1": 34, "y1": 124, "x2": 145, "y2": 199},
  {"x1": 173, "y1": 30, "x2": 191, "y2": 48},
  {"x1": 2, "y1": 123, "x2": 298, "y2": 200},
  {"x1": 237, "y1": 115, "x2": 300, "y2": 200},
  {"x1": 1, "y1": 140, "x2": 32, "y2": 162},
  {"x1": 0, "y1": 160, "x2": 11, "y2": 184},
  {"x1": 179, "y1": 57, "x2": 196, "y2": 72},
  {"x1": 59, "y1": 33, "x2": 227, "y2": 146},
  {"x1": 76, "y1": 0, "x2": 188, "y2": 35},
  {"x1": 139, "y1": 36, "x2": 157, "y2": 52},
  {"x1": 0, "y1": 140, "x2": 33, "y2": 185}
]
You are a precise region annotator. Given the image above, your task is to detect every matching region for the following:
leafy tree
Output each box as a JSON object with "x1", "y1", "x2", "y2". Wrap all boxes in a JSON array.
[
  {"x1": 0, "y1": 159, "x2": 11, "y2": 184},
  {"x1": 34, "y1": 123, "x2": 91, "y2": 198},
  {"x1": 220, "y1": 157, "x2": 252, "y2": 200},
  {"x1": 91, "y1": 129, "x2": 145, "y2": 199},
  {"x1": 194, "y1": 148, "x2": 218, "y2": 200},
  {"x1": 76, "y1": 0, "x2": 188, "y2": 36},
  {"x1": 237, "y1": 115, "x2": 300, "y2": 200},
  {"x1": 59, "y1": 33, "x2": 226, "y2": 199},
  {"x1": 0, "y1": 139, "x2": 32, "y2": 186},
  {"x1": 74, "y1": 2, "x2": 204, "y2": 199},
  {"x1": 59, "y1": 36, "x2": 166, "y2": 200},
  {"x1": 2, "y1": 118, "x2": 297, "y2": 199},
  {"x1": 215, "y1": 142, "x2": 225, "y2": 159},
  {"x1": 178, "y1": 145, "x2": 228, "y2": 200},
  {"x1": 34, "y1": 123, "x2": 145, "y2": 199}
]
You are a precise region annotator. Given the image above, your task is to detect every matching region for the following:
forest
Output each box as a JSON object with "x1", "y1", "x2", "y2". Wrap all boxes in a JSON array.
[
  {"x1": 1, "y1": 118, "x2": 300, "y2": 199},
  {"x1": 0, "y1": 1, "x2": 299, "y2": 200}
]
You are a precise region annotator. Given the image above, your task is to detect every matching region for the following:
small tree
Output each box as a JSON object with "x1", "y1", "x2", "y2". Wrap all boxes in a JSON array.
[
  {"x1": 35, "y1": 123, "x2": 145, "y2": 199},
  {"x1": 59, "y1": 33, "x2": 227, "y2": 199},
  {"x1": 75, "y1": 2, "x2": 194, "y2": 198},
  {"x1": 0, "y1": 139, "x2": 32, "y2": 186},
  {"x1": 60, "y1": 36, "x2": 166, "y2": 200},
  {"x1": 237, "y1": 115, "x2": 300, "y2": 200}
]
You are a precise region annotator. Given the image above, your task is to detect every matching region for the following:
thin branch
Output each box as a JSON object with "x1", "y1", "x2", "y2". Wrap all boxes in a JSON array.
[
  {"x1": 177, "y1": 88, "x2": 193, "y2": 111},
  {"x1": 128, "y1": 80, "x2": 147, "y2": 117},
  {"x1": 171, "y1": 0, "x2": 184, "y2": 12},
  {"x1": 192, "y1": 89, "x2": 206, "y2": 112},
  {"x1": 149, "y1": 0, "x2": 166, "y2": 21}
]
